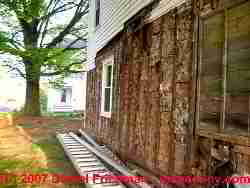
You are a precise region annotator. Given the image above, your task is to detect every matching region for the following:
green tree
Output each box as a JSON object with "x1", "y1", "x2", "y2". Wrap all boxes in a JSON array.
[{"x1": 0, "y1": 0, "x2": 88, "y2": 116}]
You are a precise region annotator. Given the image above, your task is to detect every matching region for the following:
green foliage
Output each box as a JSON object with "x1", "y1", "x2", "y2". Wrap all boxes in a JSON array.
[
  {"x1": 0, "y1": 112, "x2": 10, "y2": 117},
  {"x1": 44, "y1": 111, "x2": 83, "y2": 120},
  {"x1": 0, "y1": 0, "x2": 88, "y2": 76},
  {"x1": 0, "y1": 0, "x2": 88, "y2": 115},
  {"x1": 0, "y1": 0, "x2": 45, "y2": 22}
]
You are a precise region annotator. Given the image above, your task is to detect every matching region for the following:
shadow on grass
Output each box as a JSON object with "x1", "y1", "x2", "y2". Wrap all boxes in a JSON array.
[
  {"x1": 33, "y1": 136, "x2": 85, "y2": 187},
  {"x1": 0, "y1": 115, "x2": 84, "y2": 188},
  {"x1": 0, "y1": 156, "x2": 37, "y2": 188}
]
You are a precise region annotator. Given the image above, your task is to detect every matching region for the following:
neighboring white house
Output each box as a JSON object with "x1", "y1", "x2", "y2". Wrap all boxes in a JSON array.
[
  {"x1": 47, "y1": 38, "x2": 87, "y2": 113},
  {"x1": 47, "y1": 73, "x2": 87, "y2": 112},
  {"x1": 0, "y1": 76, "x2": 26, "y2": 111}
]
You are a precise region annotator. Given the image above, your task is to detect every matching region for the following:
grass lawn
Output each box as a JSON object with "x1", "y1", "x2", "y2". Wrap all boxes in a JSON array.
[{"x1": 0, "y1": 114, "x2": 84, "y2": 188}]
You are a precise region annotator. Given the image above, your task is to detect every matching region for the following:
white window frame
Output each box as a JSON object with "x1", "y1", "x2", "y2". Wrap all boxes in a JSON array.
[{"x1": 101, "y1": 55, "x2": 114, "y2": 118}]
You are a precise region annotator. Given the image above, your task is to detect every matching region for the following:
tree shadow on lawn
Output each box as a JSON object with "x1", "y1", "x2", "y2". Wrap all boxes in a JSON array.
[{"x1": 0, "y1": 115, "x2": 85, "y2": 188}]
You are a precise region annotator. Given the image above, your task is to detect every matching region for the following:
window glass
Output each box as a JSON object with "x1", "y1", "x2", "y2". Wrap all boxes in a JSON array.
[
  {"x1": 106, "y1": 65, "x2": 112, "y2": 87},
  {"x1": 225, "y1": 1, "x2": 250, "y2": 135},
  {"x1": 102, "y1": 63, "x2": 113, "y2": 114},
  {"x1": 199, "y1": 13, "x2": 224, "y2": 130},
  {"x1": 104, "y1": 88, "x2": 111, "y2": 112},
  {"x1": 198, "y1": 1, "x2": 250, "y2": 136}
]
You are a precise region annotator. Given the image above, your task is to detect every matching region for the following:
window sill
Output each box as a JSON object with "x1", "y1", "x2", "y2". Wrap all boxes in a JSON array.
[
  {"x1": 197, "y1": 127, "x2": 250, "y2": 147},
  {"x1": 100, "y1": 112, "x2": 111, "y2": 118}
]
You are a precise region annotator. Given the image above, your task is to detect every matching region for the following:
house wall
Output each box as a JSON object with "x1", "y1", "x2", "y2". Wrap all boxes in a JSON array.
[
  {"x1": 192, "y1": 0, "x2": 250, "y2": 179},
  {"x1": 86, "y1": 0, "x2": 250, "y2": 182},
  {"x1": 47, "y1": 74, "x2": 87, "y2": 112},
  {"x1": 71, "y1": 75, "x2": 87, "y2": 111},
  {"x1": 47, "y1": 88, "x2": 73, "y2": 112},
  {"x1": 85, "y1": 1, "x2": 194, "y2": 176}
]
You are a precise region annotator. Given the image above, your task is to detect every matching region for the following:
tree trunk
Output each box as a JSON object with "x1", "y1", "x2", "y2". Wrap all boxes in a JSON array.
[
  {"x1": 24, "y1": 77, "x2": 40, "y2": 116},
  {"x1": 24, "y1": 63, "x2": 41, "y2": 116},
  {"x1": 22, "y1": 19, "x2": 41, "y2": 116}
]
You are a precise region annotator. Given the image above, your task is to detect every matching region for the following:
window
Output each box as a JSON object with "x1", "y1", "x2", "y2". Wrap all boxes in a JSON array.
[
  {"x1": 198, "y1": 1, "x2": 250, "y2": 136},
  {"x1": 95, "y1": 0, "x2": 100, "y2": 27},
  {"x1": 101, "y1": 56, "x2": 114, "y2": 118}
]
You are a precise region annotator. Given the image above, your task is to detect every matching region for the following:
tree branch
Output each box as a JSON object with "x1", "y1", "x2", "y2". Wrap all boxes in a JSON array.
[
  {"x1": 40, "y1": 2, "x2": 77, "y2": 21},
  {"x1": 3, "y1": 64, "x2": 26, "y2": 78},
  {"x1": 41, "y1": 60, "x2": 86, "y2": 76},
  {"x1": 39, "y1": 15, "x2": 51, "y2": 47},
  {"x1": 38, "y1": 0, "x2": 60, "y2": 43},
  {"x1": 8, "y1": 31, "x2": 24, "y2": 49},
  {"x1": 46, "y1": 0, "x2": 89, "y2": 48},
  {"x1": 41, "y1": 69, "x2": 86, "y2": 76}
]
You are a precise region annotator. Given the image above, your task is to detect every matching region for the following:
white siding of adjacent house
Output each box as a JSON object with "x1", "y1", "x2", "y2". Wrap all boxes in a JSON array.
[
  {"x1": 87, "y1": 0, "x2": 189, "y2": 70},
  {"x1": 47, "y1": 74, "x2": 87, "y2": 112}
]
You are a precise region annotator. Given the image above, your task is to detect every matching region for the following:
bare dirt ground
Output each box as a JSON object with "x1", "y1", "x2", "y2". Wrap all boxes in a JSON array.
[{"x1": 0, "y1": 115, "x2": 84, "y2": 188}]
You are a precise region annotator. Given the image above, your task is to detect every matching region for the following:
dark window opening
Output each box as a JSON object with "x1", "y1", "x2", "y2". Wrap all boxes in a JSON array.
[
  {"x1": 61, "y1": 89, "x2": 66, "y2": 103},
  {"x1": 104, "y1": 88, "x2": 111, "y2": 112},
  {"x1": 95, "y1": 0, "x2": 100, "y2": 27}
]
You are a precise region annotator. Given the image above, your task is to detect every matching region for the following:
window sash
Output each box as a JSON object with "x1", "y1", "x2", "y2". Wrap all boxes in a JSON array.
[
  {"x1": 102, "y1": 62, "x2": 113, "y2": 115},
  {"x1": 197, "y1": 1, "x2": 250, "y2": 135}
]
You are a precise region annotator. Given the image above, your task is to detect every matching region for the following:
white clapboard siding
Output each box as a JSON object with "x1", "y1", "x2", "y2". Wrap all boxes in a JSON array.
[
  {"x1": 95, "y1": 0, "x2": 153, "y2": 52},
  {"x1": 87, "y1": 0, "x2": 189, "y2": 71},
  {"x1": 147, "y1": 0, "x2": 190, "y2": 22}
]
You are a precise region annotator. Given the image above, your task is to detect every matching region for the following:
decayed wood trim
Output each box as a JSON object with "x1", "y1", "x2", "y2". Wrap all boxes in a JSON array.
[
  {"x1": 189, "y1": 14, "x2": 200, "y2": 174},
  {"x1": 191, "y1": 3, "x2": 199, "y2": 138},
  {"x1": 233, "y1": 145, "x2": 250, "y2": 155},
  {"x1": 198, "y1": 129, "x2": 250, "y2": 147},
  {"x1": 220, "y1": 9, "x2": 228, "y2": 131},
  {"x1": 198, "y1": 0, "x2": 248, "y2": 18},
  {"x1": 196, "y1": 16, "x2": 203, "y2": 132}
]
